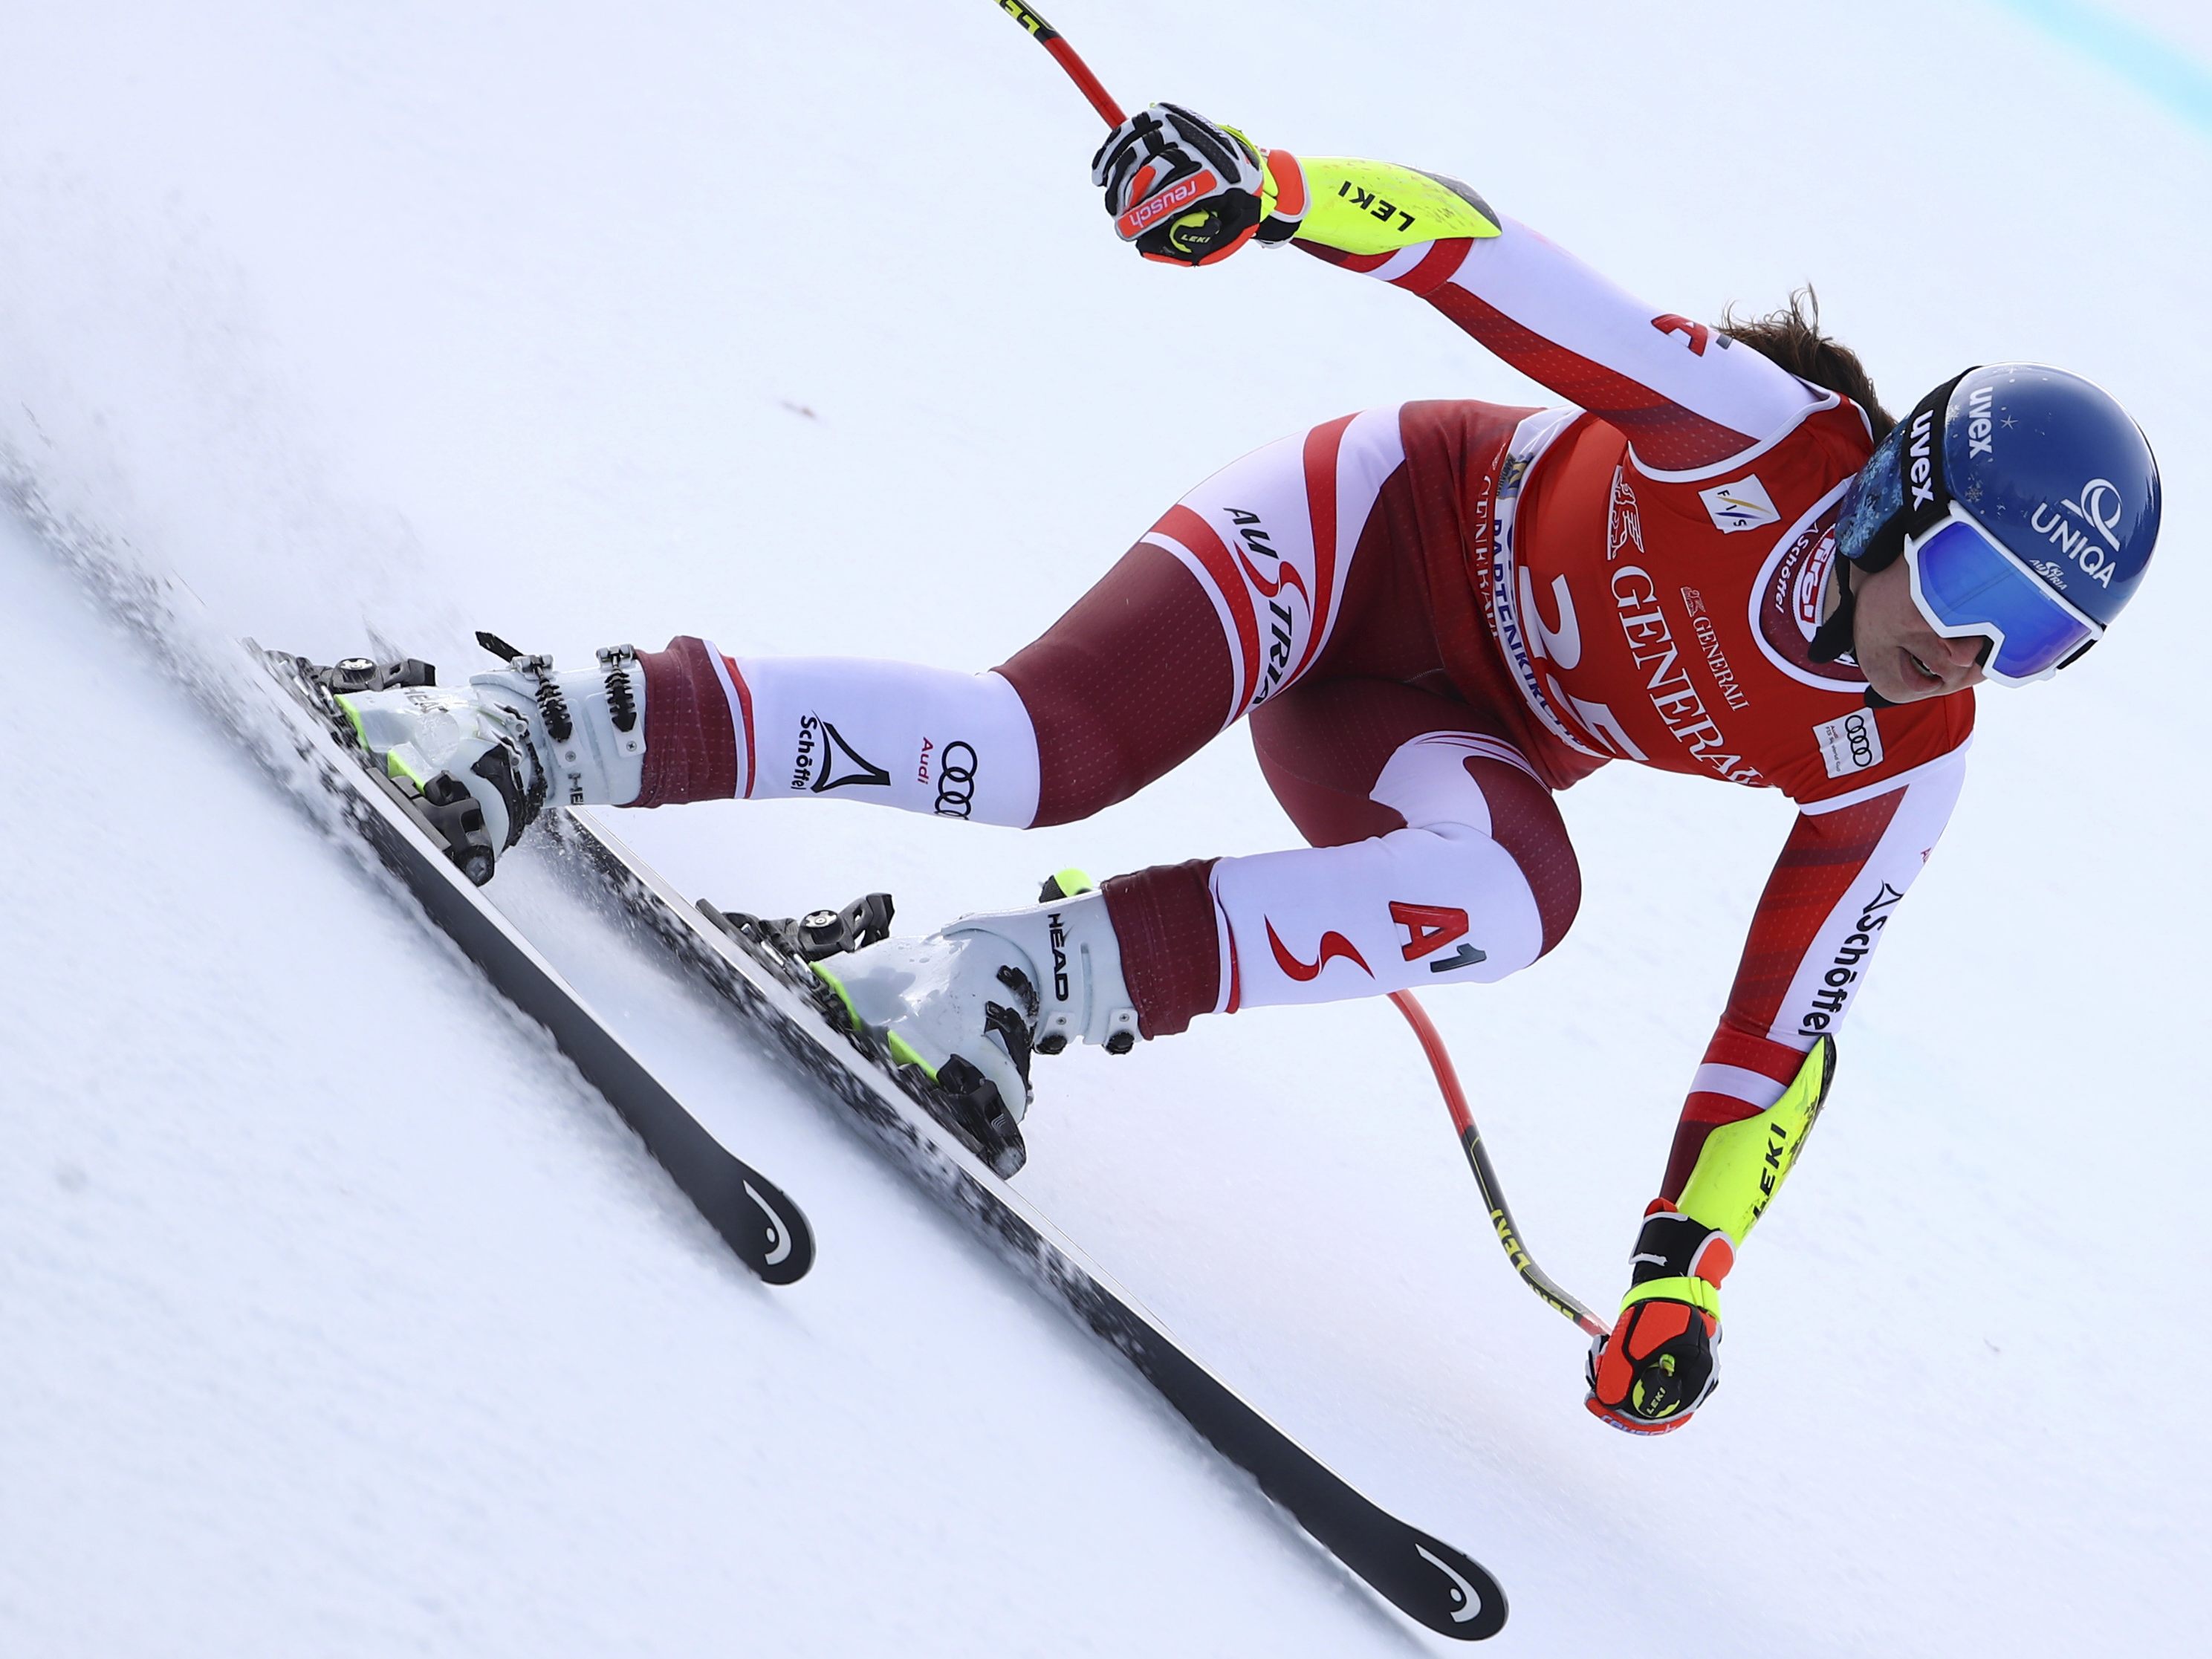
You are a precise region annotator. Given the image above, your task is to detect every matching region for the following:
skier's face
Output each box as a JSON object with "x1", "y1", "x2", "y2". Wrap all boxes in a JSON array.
[{"x1": 1850, "y1": 557, "x2": 1988, "y2": 703}]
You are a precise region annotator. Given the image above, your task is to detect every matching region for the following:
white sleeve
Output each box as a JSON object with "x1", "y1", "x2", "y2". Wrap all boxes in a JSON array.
[{"x1": 1309, "y1": 214, "x2": 1826, "y2": 473}]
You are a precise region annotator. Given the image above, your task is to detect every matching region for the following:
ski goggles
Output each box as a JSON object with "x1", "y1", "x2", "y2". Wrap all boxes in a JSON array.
[{"x1": 1903, "y1": 505, "x2": 2104, "y2": 686}]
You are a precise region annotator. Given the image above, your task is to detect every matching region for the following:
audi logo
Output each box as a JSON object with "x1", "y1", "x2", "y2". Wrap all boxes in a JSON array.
[
  {"x1": 1844, "y1": 717, "x2": 1875, "y2": 765},
  {"x1": 934, "y1": 741, "x2": 978, "y2": 818}
]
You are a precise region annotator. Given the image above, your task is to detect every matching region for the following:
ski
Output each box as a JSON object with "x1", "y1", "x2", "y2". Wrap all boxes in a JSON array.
[
  {"x1": 252, "y1": 648, "x2": 814, "y2": 1286},
  {"x1": 542, "y1": 805, "x2": 1508, "y2": 1640}
]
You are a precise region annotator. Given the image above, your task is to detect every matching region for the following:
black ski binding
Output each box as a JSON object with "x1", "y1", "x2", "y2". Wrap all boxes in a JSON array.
[
  {"x1": 261, "y1": 649, "x2": 499, "y2": 886},
  {"x1": 916, "y1": 1051, "x2": 1027, "y2": 1182},
  {"x1": 696, "y1": 894, "x2": 1029, "y2": 1180},
  {"x1": 308, "y1": 654, "x2": 439, "y2": 697},
  {"x1": 722, "y1": 892, "x2": 896, "y2": 963}
]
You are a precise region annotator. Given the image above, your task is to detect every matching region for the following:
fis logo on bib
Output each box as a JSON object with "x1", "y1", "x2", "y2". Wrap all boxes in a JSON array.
[
  {"x1": 1700, "y1": 474, "x2": 1780, "y2": 533},
  {"x1": 1812, "y1": 708, "x2": 1884, "y2": 779}
]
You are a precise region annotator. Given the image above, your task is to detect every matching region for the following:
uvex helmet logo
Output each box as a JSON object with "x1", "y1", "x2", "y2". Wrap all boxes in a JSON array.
[
  {"x1": 1906, "y1": 408, "x2": 1938, "y2": 509},
  {"x1": 1963, "y1": 383, "x2": 1996, "y2": 457}
]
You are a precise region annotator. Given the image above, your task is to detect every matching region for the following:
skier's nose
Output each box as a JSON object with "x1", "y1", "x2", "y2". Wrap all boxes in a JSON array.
[{"x1": 1936, "y1": 631, "x2": 1990, "y2": 677}]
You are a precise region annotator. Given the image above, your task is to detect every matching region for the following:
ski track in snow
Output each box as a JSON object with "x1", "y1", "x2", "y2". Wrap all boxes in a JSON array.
[{"x1": 4, "y1": 3, "x2": 2209, "y2": 1654}]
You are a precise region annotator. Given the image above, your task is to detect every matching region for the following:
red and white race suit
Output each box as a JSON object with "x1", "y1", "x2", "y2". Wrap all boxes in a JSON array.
[{"x1": 621, "y1": 204, "x2": 1971, "y2": 1199}]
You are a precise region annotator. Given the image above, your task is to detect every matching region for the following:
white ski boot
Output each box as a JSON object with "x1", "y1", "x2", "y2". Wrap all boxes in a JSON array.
[
  {"x1": 811, "y1": 872, "x2": 1141, "y2": 1134},
  {"x1": 313, "y1": 631, "x2": 646, "y2": 880}
]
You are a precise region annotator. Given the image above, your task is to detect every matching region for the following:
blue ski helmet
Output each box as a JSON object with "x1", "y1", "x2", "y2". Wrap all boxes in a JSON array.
[{"x1": 1833, "y1": 364, "x2": 2161, "y2": 683}]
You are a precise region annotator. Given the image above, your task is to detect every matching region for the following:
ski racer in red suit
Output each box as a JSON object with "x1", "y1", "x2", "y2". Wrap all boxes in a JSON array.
[{"x1": 328, "y1": 105, "x2": 2164, "y2": 1435}]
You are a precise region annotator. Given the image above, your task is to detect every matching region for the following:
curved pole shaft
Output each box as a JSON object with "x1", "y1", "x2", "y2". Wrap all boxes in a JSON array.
[{"x1": 1389, "y1": 991, "x2": 1607, "y2": 1338}]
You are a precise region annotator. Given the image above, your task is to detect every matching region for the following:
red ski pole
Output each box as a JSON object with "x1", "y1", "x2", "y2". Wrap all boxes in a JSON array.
[
  {"x1": 988, "y1": 0, "x2": 1601, "y2": 1337},
  {"x1": 1389, "y1": 992, "x2": 1606, "y2": 1337},
  {"x1": 990, "y1": 2, "x2": 1126, "y2": 126}
]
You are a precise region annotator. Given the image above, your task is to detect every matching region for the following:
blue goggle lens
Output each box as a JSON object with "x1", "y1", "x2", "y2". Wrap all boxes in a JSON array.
[{"x1": 1910, "y1": 519, "x2": 2097, "y2": 683}]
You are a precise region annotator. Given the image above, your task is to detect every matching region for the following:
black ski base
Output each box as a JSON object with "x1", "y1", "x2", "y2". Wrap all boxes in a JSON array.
[{"x1": 255, "y1": 646, "x2": 814, "y2": 1287}]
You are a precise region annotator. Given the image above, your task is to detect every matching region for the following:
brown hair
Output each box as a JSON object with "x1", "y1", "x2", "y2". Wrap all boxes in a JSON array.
[{"x1": 1722, "y1": 288, "x2": 1895, "y2": 441}]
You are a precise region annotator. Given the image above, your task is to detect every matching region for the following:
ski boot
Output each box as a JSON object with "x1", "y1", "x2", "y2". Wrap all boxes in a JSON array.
[
  {"x1": 273, "y1": 632, "x2": 646, "y2": 884},
  {"x1": 707, "y1": 873, "x2": 1140, "y2": 1178}
]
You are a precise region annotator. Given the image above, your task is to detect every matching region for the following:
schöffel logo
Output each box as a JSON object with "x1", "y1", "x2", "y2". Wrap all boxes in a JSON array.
[
  {"x1": 791, "y1": 714, "x2": 889, "y2": 794},
  {"x1": 1797, "y1": 881, "x2": 1907, "y2": 1036},
  {"x1": 1812, "y1": 708, "x2": 1884, "y2": 779}
]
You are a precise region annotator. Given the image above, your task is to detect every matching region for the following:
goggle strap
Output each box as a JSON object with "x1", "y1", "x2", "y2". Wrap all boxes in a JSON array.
[
  {"x1": 1897, "y1": 369, "x2": 1976, "y2": 537},
  {"x1": 1852, "y1": 367, "x2": 1977, "y2": 574}
]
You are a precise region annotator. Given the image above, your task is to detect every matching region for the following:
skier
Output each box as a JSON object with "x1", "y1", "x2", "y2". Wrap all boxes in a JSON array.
[{"x1": 330, "y1": 106, "x2": 2161, "y2": 1434}]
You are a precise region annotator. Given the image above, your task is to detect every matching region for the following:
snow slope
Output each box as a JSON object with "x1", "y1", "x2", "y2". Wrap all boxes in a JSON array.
[{"x1": 4, "y1": 2, "x2": 2208, "y2": 1652}]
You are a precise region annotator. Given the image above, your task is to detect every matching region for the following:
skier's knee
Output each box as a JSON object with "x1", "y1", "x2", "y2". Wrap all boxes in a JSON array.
[{"x1": 1462, "y1": 774, "x2": 1579, "y2": 960}]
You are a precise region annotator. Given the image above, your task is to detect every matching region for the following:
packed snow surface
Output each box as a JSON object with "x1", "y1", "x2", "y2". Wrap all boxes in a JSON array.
[{"x1": 4, "y1": 3, "x2": 2207, "y2": 1653}]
